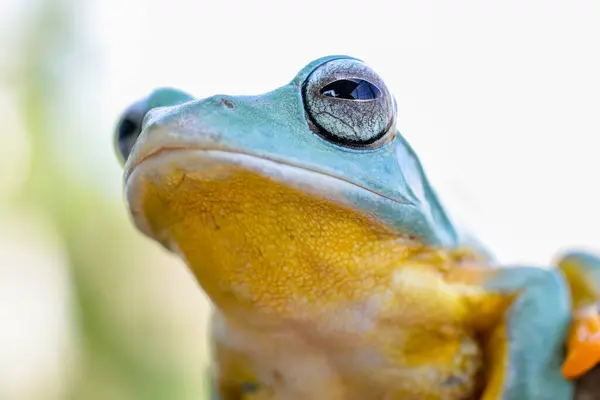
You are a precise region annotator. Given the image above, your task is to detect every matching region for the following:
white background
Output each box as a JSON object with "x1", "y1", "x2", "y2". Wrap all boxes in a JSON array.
[{"x1": 89, "y1": 0, "x2": 599, "y2": 264}]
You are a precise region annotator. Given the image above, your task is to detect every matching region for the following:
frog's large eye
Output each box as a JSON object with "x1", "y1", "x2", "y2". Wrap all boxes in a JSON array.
[
  {"x1": 114, "y1": 98, "x2": 149, "y2": 164},
  {"x1": 302, "y1": 58, "x2": 396, "y2": 148}
]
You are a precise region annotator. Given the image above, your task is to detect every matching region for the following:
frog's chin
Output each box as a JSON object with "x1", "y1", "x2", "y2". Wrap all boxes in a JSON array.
[{"x1": 124, "y1": 148, "x2": 406, "y2": 251}]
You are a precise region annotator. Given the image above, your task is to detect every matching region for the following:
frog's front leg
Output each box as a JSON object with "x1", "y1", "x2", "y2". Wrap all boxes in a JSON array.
[
  {"x1": 451, "y1": 266, "x2": 574, "y2": 399},
  {"x1": 557, "y1": 250, "x2": 600, "y2": 381}
]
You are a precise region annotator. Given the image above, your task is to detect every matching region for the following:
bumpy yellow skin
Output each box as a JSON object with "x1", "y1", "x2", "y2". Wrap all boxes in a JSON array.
[{"x1": 133, "y1": 163, "x2": 512, "y2": 400}]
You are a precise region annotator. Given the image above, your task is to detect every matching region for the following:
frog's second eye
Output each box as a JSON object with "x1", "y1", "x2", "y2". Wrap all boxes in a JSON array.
[
  {"x1": 303, "y1": 59, "x2": 396, "y2": 148},
  {"x1": 115, "y1": 99, "x2": 149, "y2": 163}
]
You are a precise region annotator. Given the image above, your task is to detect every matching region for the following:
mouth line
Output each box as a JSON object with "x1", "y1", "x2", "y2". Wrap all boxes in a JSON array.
[{"x1": 125, "y1": 145, "x2": 409, "y2": 206}]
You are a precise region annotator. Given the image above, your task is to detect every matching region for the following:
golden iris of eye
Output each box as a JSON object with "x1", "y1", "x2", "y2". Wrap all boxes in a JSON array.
[{"x1": 320, "y1": 79, "x2": 381, "y2": 100}]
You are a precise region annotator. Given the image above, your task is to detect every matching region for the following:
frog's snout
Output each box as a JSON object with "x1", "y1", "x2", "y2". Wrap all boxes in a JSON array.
[
  {"x1": 115, "y1": 97, "x2": 150, "y2": 164},
  {"x1": 114, "y1": 88, "x2": 196, "y2": 166}
]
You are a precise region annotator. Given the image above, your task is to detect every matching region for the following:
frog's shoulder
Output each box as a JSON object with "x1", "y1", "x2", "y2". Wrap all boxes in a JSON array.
[
  {"x1": 453, "y1": 222, "x2": 496, "y2": 261},
  {"x1": 399, "y1": 135, "x2": 494, "y2": 259},
  {"x1": 395, "y1": 134, "x2": 493, "y2": 258}
]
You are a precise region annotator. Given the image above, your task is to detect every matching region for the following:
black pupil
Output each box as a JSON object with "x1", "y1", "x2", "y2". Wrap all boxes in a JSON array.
[
  {"x1": 320, "y1": 79, "x2": 381, "y2": 100},
  {"x1": 118, "y1": 118, "x2": 138, "y2": 139}
]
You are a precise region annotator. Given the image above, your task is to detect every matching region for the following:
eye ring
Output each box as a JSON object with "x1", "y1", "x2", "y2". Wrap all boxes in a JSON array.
[{"x1": 302, "y1": 58, "x2": 396, "y2": 149}]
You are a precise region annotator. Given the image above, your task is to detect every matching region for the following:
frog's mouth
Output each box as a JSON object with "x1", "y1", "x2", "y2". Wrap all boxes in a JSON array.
[
  {"x1": 125, "y1": 147, "x2": 402, "y2": 247},
  {"x1": 125, "y1": 146, "x2": 401, "y2": 205}
]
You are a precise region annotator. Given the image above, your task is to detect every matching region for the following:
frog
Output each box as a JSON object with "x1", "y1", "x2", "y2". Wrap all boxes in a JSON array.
[{"x1": 113, "y1": 55, "x2": 600, "y2": 399}]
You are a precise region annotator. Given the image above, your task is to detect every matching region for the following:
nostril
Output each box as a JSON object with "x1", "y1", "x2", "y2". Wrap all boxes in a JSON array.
[{"x1": 220, "y1": 98, "x2": 235, "y2": 109}]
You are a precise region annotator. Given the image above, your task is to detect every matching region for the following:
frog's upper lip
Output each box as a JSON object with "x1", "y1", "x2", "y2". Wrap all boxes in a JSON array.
[{"x1": 125, "y1": 145, "x2": 409, "y2": 206}]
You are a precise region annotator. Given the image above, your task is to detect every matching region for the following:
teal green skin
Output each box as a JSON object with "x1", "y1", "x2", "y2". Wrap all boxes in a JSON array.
[
  {"x1": 115, "y1": 55, "x2": 600, "y2": 399},
  {"x1": 119, "y1": 56, "x2": 463, "y2": 248}
]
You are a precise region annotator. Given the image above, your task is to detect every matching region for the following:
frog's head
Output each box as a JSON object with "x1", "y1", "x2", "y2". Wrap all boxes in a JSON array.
[{"x1": 114, "y1": 56, "x2": 460, "y2": 298}]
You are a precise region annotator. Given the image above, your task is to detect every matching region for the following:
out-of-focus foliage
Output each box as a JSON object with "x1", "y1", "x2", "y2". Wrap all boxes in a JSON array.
[{"x1": 0, "y1": 1, "x2": 212, "y2": 399}]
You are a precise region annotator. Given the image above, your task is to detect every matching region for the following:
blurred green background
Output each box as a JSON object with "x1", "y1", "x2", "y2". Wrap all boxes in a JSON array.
[
  {"x1": 1, "y1": 1, "x2": 598, "y2": 399},
  {"x1": 0, "y1": 1, "x2": 214, "y2": 399}
]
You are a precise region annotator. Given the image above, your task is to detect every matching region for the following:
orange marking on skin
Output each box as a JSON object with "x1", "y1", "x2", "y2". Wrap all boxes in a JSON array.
[{"x1": 562, "y1": 307, "x2": 600, "y2": 379}]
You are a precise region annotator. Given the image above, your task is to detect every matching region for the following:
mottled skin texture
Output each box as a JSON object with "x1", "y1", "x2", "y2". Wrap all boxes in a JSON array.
[{"x1": 114, "y1": 56, "x2": 600, "y2": 399}]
